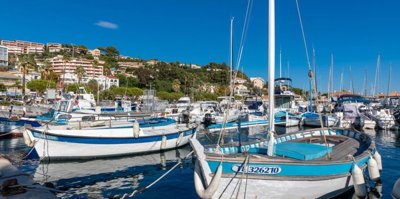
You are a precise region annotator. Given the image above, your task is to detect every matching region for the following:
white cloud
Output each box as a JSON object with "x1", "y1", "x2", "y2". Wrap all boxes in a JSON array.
[{"x1": 95, "y1": 21, "x2": 118, "y2": 29}]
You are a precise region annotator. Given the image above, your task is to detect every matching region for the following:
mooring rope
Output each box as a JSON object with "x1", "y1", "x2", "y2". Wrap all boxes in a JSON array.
[{"x1": 120, "y1": 150, "x2": 194, "y2": 199}]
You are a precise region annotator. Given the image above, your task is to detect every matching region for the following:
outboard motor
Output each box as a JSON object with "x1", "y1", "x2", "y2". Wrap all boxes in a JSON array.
[
  {"x1": 393, "y1": 108, "x2": 400, "y2": 125},
  {"x1": 353, "y1": 116, "x2": 365, "y2": 131},
  {"x1": 203, "y1": 113, "x2": 213, "y2": 127}
]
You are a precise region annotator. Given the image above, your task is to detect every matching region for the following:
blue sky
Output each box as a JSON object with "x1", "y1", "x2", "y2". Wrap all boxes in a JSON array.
[{"x1": 1, "y1": 0, "x2": 400, "y2": 93}]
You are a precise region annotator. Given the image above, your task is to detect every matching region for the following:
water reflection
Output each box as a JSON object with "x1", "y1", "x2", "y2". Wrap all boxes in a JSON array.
[
  {"x1": 29, "y1": 148, "x2": 192, "y2": 198},
  {"x1": 1, "y1": 125, "x2": 399, "y2": 199}
]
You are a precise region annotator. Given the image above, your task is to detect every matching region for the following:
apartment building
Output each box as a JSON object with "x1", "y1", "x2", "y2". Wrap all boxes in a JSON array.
[
  {"x1": 81, "y1": 75, "x2": 119, "y2": 90},
  {"x1": 0, "y1": 40, "x2": 45, "y2": 54},
  {"x1": 0, "y1": 45, "x2": 8, "y2": 67},
  {"x1": 49, "y1": 55, "x2": 103, "y2": 78}
]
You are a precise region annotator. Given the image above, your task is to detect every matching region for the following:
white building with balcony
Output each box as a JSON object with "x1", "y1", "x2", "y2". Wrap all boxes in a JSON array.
[
  {"x1": 0, "y1": 40, "x2": 44, "y2": 54},
  {"x1": 250, "y1": 77, "x2": 265, "y2": 89},
  {"x1": 49, "y1": 55, "x2": 103, "y2": 78},
  {"x1": 0, "y1": 45, "x2": 8, "y2": 67}
]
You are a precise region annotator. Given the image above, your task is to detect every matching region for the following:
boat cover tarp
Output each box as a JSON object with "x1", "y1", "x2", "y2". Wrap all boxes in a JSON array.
[
  {"x1": 343, "y1": 104, "x2": 360, "y2": 121},
  {"x1": 260, "y1": 142, "x2": 332, "y2": 161}
]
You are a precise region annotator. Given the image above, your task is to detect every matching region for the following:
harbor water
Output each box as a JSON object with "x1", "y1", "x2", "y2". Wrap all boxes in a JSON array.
[{"x1": 1, "y1": 126, "x2": 399, "y2": 199}]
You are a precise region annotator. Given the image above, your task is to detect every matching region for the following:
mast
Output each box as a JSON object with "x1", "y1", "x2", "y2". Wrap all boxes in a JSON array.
[
  {"x1": 312, "y1": 48, "x2": 317, "y2": 94},
  {"x1": 327, "y1": 53, "x2": 333, "y2": 100},
  {"x1": 339, "y1": 69, "x2": 343, "y2": 92},
  {"x1": 349, "y1": 66, "x2": 354, "y2": 93},
  {"x1": 386, "y1": 64, "x2": 392, "y2": 97},
  {"x1": 373, "y1": 53, "x2": 380, "y2": 97},
  {"x1": 229, "y1": 17, "x2": 234, "y2": 97},
  {"x1": 268, "y1": 0, "x2": 275, "y2": 132},
  {"x1": 279, "y1": 48, "x2": 282, "y2": 78},
  {"x1": 363, "y1": 69, "x2": 368, "y2": 96}
]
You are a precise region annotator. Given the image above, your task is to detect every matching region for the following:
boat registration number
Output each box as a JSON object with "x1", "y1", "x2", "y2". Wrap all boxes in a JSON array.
[{"x1": 231, "y1": 165, "x2": 281, "y2": 175}]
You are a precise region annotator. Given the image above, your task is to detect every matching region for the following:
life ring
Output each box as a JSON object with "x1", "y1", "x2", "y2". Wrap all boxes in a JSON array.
[{"x1": 280, "y1": 85, "x2": 288, "y2": 91}]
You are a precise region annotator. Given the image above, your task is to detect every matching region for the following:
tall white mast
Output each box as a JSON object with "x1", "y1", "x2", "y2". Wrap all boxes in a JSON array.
[
  {"x1": 229, "y1": 17, "x2": 234, "y2": 96},
  {"x1": 279, "y1": 48, "x2": 282, "y2": 78},
  {"x1": 340, "y1": 68, "x2": 343, "y2": 92},
  {"x1": 268, "y1": 0, "x2": 275, "y2": 132},
  {"x1": 349, "y1": 65, "x2": 353, "y2": 93},
  {"x1": 328, "y1": 53, "x2": 333, "y2": 99},
  {"x1": 373, "y1": 53, "x2": 380, "y2": 97}
]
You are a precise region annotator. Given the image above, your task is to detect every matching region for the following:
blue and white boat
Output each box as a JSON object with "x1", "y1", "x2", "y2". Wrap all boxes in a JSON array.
[
  {"x1": 23, "y1": 119, "x2": 197, "y2": 160},
  {"x1": 274, "y1": 111, "x2": 300, "y2": 127},
  {"x1": 191, "y1": 127, "x2": 379, "y2": 198},
  {"x1": 300, "y1": 112, "x2": 338, "y2": 127},
  {"x1": 190, "y1": 2, "x2": 381, "y2": 198}
]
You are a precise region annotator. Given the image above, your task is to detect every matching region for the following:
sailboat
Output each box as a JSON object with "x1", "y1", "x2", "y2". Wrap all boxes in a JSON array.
[{"x1": 190, "y1": 1, "x2": 381, "y2": 198}]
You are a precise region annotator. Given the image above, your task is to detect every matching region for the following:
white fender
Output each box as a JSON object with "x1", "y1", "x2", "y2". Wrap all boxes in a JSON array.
[
  {"x1": 133, "y1": 120, "x2": 140, "y2": 138},
  {"x1": 352, "y1": 163, "x2": 367, "y2": 198},
  {"x1": 392, "y1": 178, "x2": 400, "y2": 199},
  {"x1": 194, "y1": 160, "x2": 222, "y2": 199},
  {"x1": 160, "y1": 135, "x2": 167, "y2": 150},
  {"x1": 267, "y1": 131, "x2": 275, "y2": 156},
  {"x1": 22, "y1": 129, "x2": 34, "y2": 147},
  {"x1": 176, "y1": 132, "x2": 184, "y2": 146},
  {"x1": 373, "y1": 149, "x2": 382, "y2": 171},
  {"x1": 367, "y1": 156, "x2": 380, "y2": 182}
]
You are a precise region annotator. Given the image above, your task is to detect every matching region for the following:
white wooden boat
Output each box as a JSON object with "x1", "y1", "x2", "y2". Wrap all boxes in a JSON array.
[
  {"x1": 191, "y1": 1, "x2": 381, "y2": 198},
  {"x1": 23, "y1": 120, "x2": 197, "y2": 160},
  {"x1": 191, "y1": 127, "x2": 380, "y2": 198}
]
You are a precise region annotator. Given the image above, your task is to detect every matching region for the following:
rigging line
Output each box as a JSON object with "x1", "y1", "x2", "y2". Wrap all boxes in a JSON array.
[
  {"x1": 235, "y1": 0, "x2": 254, "y2": 72},
  {"x1": 295, "y1": 0, "x2": 312, "y2": 70}
]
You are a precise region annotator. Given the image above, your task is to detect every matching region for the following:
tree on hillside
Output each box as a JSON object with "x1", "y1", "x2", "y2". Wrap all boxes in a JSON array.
[
  {"x1": 27, "y1": 80, "x2": 56, "y2": 95},
  {"x1": 19, "y1": 55, "x2": 37, "y2": 96},
  {"x1": 105, "y1": 46, "x2": 119, "y2": 57},
  {"x1": 76, "y1": 65, "x2": 85, "y2": 85},
  {"x1": 87, "y1": 79, "x2": 102, "y2": 94},
  {"x1": 171, "y1": 79, "x2": 181, "y2": 92}
]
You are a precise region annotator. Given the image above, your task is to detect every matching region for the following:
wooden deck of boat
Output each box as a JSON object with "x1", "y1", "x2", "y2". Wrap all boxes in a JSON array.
[
  {"x1": 295, "y1": 135, "x2": 360, "y2": 161},
  {"x1": 328, "y1": 137, "x2": 360, "y2": 160}
]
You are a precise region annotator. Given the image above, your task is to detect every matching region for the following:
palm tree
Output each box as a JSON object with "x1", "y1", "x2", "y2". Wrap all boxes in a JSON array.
[
  {"x1": 41, "y1": 60, "x2": 52, "y2": 81},
  {"x1": 19, "y1": 55, "x2": 35, "y2": 97},
  {"x1": 76, "y1": 65, "x2": 85, "y2": 86}
]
